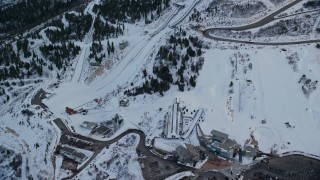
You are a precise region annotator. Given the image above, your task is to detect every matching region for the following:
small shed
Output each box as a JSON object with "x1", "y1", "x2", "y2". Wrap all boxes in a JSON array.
[
  {"x1": 119, "y1": 41, "x2": 129, "y2": 50},
  {"x1": 119, "y1": 98, "x2": 129, "y2": 107}
]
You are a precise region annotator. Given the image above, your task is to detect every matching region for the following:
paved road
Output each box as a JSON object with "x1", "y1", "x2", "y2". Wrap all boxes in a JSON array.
[
  {"x1": 31, "y1": 88, "x2": 48, "y2": 109},
  {"x1": 274, "y1": 8, "x2": 320, "y2": 19},
  {"x1": 202, "y1": 0, "x2": 320, "y2": 45},
  {"x1": 243, "y1": 155, "x2": 320, "y2": 179},
  {"x1": 206, "y1": 0, "x2": 303, "y2": 31},
  {"x1": 53, "y1": 118, "x2": 201, "y2": 179},
  {"x1": 203, "y1": 32, "x2": 320, "y2": 45}
]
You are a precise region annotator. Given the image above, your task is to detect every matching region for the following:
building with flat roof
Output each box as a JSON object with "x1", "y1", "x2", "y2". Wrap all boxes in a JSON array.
[
  {"x1": 176, "y1": 144, "x2": 205, "y2": 165},
  {"x1": 245, "y1": 145, "x2": 259, "y2": 157},
  {"x1": 61, "y1": 158, "x2": 78, "y2": 171},
  {"x1": 210, "y1": 130, "x2": 229, "y2": 143},
  {"x1": 119, "y1": 98, "x2": 129, "y2": 107},
  {"x1": 60, "y1": 146, "x2": 87, "y2": 163},
  {"x1": 176, "y1": 145, "x2": 193, "y2": 164},
  {"x1": 93, "y1": 126, "x2": 111, "y2": 137},
  {"x1": 81, "y1": 121, "x2": 98, "y2": 130}
]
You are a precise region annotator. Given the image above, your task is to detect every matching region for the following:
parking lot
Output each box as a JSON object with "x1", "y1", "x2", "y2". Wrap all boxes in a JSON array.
[{"x1": 243, "y1": 155, "x2": 320, "y2": 179}]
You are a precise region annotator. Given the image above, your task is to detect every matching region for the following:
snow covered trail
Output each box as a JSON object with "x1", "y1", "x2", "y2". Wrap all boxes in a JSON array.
[
  {"x1": 70, "y1": 0, "x2": 97, "y2": 84},
  {"x1": 170, "y1": 0, "x2": 200, "y2": 27},
  {"x1": 254, "y1": 49, "x2": 318, "y2": 153},
  {"x1": 150, "y1": 6, "x2": 179, "y2": 37},
  {"x1": 71, "y1": 46, "x2": 89, "y2": 84},
  {"x1": 312, "y1": 14, "x2": 320, "y2": 38},
  {"x1": 95, "y1": 28, "x2": 171, "y2": 92}
]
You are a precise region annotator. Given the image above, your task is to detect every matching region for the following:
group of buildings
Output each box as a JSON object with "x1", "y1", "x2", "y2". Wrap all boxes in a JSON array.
[
  {"x1": 81, "y1": 114, "x2": 124, "y2": 137},
  {"x1": 200, "y1": 129, "x2": 259, "y2": 161},
  {"x1": 175, "y1": 143, "x2": 206, "y2": 166},
  {"x1": 161, "y1": 99, "x2": 259, "y2": 166},
  {"x1": 173, "y1": 128, "x2": 259, "y2": 166}
]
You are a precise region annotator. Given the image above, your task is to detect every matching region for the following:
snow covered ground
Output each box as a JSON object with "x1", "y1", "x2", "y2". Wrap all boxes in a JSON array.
[
  {"x1": 180, "y1": 43, "x2": 320, "y2": 155},
  {"x1": 43, "y1": 0, "x2": 319, "y2": 160},
  {"x1": 164, "y1": 171, "x2": 195, "y2": 180},
  {"x1": 1, "y1": 0, "x2": 320, "y2": 179},
  {"x1": 73, "y1": 133, "x2": 143, "y2": 180}
]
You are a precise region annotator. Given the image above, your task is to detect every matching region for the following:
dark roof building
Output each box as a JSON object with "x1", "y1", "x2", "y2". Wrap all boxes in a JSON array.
[
  {"x1": 119, "y1": 98, "x2": 129, "y2": 107},
  {"x1": 176, "y1": 146, "x2": 193, "y2": 164},
  {"x1": 61, "y1": 158, "x2": 78, "y2": 171},
  {"x1": 176, "y1": 144, "x2": 204, "y2": 165},
  {"x1": 81, "y1": 121, "x2": 98, "y2": 130},
  {"x1": 94, "y1": 125, "x2": 111, "y2": 136},
  {"x1": 245, "y1": 145, "x2": 259, "y2": 157},
  {"x1": 211, "y1": 130, "x2": 229, "y2": 143},
  {"x1": 60, "y1": 146, "x2": 87, "y2": 163},
  {"x1": 205, "y1": 129, "x2": 240, "y2": 159}
]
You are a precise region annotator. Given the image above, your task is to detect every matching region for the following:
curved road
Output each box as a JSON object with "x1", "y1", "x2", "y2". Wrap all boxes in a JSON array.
[
  {"x1": 31, "y1": 1, "x2": 320, "y2": 178},
  {"x1": 203, "y1": 32, "x2": 320, "y2": 45},
  {"x1": 206, "y1": 0, "x2": 303, "y2": 31},
  {"x1": 53, "y1": 118, "x2": 196, "y2": 180},
  {"x1": 202, "y1": 0, "x2": 320, "y2": 45}
]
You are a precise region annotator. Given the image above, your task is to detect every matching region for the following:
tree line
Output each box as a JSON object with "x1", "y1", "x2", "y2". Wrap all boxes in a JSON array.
[
  {"x1": 0, "y1": 0, "x2": 81, "y2": 34},
  {"x1": 125, "y1": 30, "x2": 204, "y2": 96},
  {"x1": 94, "y1": 0, "x2": 170, "y2": 24}
]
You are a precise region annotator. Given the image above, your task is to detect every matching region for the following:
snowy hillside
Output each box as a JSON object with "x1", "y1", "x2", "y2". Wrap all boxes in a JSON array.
[{"x1": 0, "y1": 0, "x2": 320, "y2": 179}]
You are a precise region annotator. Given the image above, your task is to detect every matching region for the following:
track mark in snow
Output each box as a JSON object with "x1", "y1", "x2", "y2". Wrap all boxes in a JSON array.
[
  {"x1": 312, "y1": 14, "x2": 320, "y2": 38},
  {"x1": 71, "y1": 46, "x2": 89, "y2": 84}
]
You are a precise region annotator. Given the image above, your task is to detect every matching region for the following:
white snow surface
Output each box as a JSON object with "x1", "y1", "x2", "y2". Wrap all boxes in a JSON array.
[
  {"x1": 164, "y1": 171, "x2": 195, "y2": 180},
  {"x1": 1, "y1": 0, "x2": 320, "y2": 179}
]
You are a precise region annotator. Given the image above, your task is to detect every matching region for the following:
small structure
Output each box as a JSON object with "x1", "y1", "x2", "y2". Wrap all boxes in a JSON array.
[
  {"x1": 244, "y1": 146, "x2": 259, "y2": 157},
  {"x1": 119, "y1": 41, "x2": 129, "y2": 50},
  {"x1": 61, "y1": 158, "x2": 78, "y2": 171},
  {"x1": 93, "y1": 125, "x2": 111, "y2": 137},
  {"x1": 66, "y1": 107, "x2": 76, "y2": 115},
  {"x1": 66, "y1": 107, "x2": 88, "y2": 115},
  {"x1": 176, "y1": 144, "x2": 205, "y2": 165},
  {"x1": 60, "y1": 146, "x2": 87, "y2": 163},
  {"x1": 119, "y1": 98, "x2": 129, "y2": 107},
  {"x1": 239, "y1": 148, "x2": 243, "y2": 163},
  {"x1": 113, "y1": 114, "x2": 124, "y2": 126},
  {"x1": 210, "y1": 130, "x2": 229, "y2": 143},
  {"x1": 176, "y1": 146, "x2": 195, "y2": 164},
  {"x1": 285, "y1": 122, "x2": 292, "y2": 128},
  {"x1": 81, "y1": 121, "x2": 98, "y2": 130}
]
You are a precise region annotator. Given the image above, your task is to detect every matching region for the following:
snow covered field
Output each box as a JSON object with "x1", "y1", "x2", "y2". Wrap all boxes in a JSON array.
[
  {"x1": 182, "y1": 43, "x2": 320, "y2": 155},
  {"x1": 73, "y1": 133, "x2": 142, "y2": 180},
  {"x1": 1, "y1": 0, "x2": 320, "y2": 179}
]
